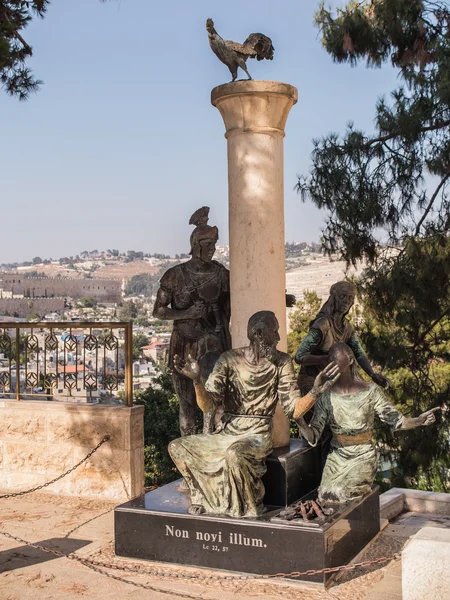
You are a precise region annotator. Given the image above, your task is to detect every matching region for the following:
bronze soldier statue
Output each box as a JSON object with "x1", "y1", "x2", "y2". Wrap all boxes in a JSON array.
[
  {"x1": 154, "y1": 207, "x2": 297, "y2": 438},
  {"x1": 153, "y1": 208, "x2": 231, "y2": 436}
]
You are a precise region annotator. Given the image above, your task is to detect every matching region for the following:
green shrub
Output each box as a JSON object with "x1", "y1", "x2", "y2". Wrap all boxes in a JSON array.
[{"x1": 135, "y1": 372, "x2": 180, "y2": 486}]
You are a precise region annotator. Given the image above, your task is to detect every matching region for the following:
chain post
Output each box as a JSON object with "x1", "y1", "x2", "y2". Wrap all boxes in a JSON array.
[
  {"x1": 124, "y1": 322, "x2": 133, "y2": 406},
  {"x1": 15, "y1": 327, "x2": 20, "y2": 400}
]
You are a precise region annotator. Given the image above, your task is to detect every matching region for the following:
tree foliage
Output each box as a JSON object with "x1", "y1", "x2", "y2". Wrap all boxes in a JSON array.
[
  {"x1": 79, "y1": 296, "x2": 97, "y2": 308},
  {"x1": 287, "y1": 290, "x2": 323, "y2": 437},
  {"x1": 302, "y1": 0, "x2": 450, "y2": 265},
  {"x1": 134, "y1": 372, "x2": 181, "y2": 487},
  {"x1": 0, "y1": 1, "x2": 113, "y2": 100},
  {"x1": 124, "y1": 250, "x2": 144, "y2": 263},
  {"x1": 0, "y1": 1, "x2": 49, "y2": 100},
  {"x1": 300, "y1": 0, "x2": 450, "y2": 490},
  {"x1": 26, "y1": 311, "x2": 41, "y2": 322},
  {"x1": 118, "y1": 300, "x2": 138, "y2": 322},
  {"x1": 124, "y1": 273, "x2": 159, "y2": 298},
  {"x1": 132, "y1": 332, "x2": 149, "y2": 361},
  {"x1": 287, "y1": 290, "x2": 322, "y2": 357}
]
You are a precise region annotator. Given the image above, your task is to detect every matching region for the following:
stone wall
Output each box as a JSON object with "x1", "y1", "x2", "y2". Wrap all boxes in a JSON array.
[
  {"x1": 0, "y1": 400, "x2": 144, "y2": 501},
  {"x1": 0, "y1": 274, "x2": 122, "y2": 303},
  {"x1": 0, "y1": 297, "x2": 65, "y2": 318}
]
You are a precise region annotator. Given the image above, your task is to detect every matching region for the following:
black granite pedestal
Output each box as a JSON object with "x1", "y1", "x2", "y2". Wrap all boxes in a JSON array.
[
  {"x1": 263, "y1": 439, "x2": 321, "y2": 506},
  {"x1": 115, "y1": 482, "x2": 380, "y2": 587}
]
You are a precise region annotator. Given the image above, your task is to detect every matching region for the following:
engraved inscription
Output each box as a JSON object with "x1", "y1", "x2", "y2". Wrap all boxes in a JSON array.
[
  {"x1": 165, "y1": 524, "x2": 268, "y2": 550},
  {"x1": 165, "y1": 525, "x2": 189, "y2": 539}
]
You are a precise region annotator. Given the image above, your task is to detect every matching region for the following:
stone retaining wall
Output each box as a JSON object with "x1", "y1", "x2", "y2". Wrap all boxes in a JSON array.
[
  {"x1": 0, "y1": 274, "x2": 123, "y2": 303},
  {"x1": 0, "y1": 297, "x2": 65, "y2": 317},
  {"x1": 0, "y1": 400, "x2": 144, "y2": 501}
]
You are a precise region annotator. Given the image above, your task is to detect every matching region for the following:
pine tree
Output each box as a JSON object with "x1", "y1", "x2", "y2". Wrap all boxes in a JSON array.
[
  {"x1": 1, "y1": 1, "x2": 110, "y2": 100},
  {"x1": 0, "y1": 1, "x2": 49, "y2": 100},
  {"x1": 119, "y1": 300, "x2": 139, "y2": 322},
  {"x1": 299, "y1": 0, "x2": 450, "y2": 490}
]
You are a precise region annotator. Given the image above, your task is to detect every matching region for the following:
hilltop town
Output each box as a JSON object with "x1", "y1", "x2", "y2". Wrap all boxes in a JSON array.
[
  {"x1": 0, "y1": 243, "x2": 362, "y2": 314},
  {"x1": 0, "y1": 243, "x2": 361, "y2": 398},
  {"x1": 0, "y1": 243, "x2": 360, "y2": 319}
]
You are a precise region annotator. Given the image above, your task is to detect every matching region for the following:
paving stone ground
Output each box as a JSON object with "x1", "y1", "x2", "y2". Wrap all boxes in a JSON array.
[{"x1": 0, "y1": 491, "x2": 433, "y2": 600}]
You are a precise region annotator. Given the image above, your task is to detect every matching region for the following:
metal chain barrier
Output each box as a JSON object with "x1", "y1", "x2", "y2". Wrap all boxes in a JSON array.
[
  {"x1": 0, "y1": 530, "x2": 204, "y2": 600},
  {"x1": 0, "y1": 529, "x2": 400, "y2": 584},
  {"x1": 0, "y1": 435, "x2": 110, "y2": 499},
  {"x1": 0, "y1": 432, "x2": 400, "y2": 595}
]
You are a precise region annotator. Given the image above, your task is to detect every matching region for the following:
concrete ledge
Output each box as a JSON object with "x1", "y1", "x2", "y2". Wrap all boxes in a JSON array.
[
  {"x1": 0, "y1": 399, "x2": 144, "y2": 501},
  {"x1": 380, "y1": 488, "x2": 405, "y2": 520},
  {"x1": 402, "y1": 527, "x2": 450, "y2": 600},
  {"x1": 0, "y1": 398, "x2": 137, "y2": 415},
  {"x1": 379, "y1": 487, "x2": 450, "y2": 520},
  {"x1": 402, "y1": 488, "x2": 450, "y2": 516}
]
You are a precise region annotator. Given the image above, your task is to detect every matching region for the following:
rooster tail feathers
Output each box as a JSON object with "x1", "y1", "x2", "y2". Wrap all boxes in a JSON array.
[{"x1": 243, "y1": 33, "x2": 274, "y2": 61}]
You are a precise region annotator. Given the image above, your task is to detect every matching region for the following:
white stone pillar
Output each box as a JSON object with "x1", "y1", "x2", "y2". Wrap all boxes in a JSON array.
[{"x1": 212, "y1": 81, "x2": 297, "y2": 448}]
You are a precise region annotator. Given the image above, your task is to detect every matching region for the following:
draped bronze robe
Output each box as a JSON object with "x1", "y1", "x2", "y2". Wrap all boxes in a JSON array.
[{"x1": 307, "y1": 384, "x2": 404, "y2": 503}]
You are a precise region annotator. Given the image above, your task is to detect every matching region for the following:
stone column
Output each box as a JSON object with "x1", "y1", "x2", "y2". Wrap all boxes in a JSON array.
[{"x1": 212, "y1": 80, "x2": 298, "y2": 448}]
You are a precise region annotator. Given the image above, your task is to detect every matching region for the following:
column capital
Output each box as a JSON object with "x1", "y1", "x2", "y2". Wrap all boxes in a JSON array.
[{"x1": 211, "y1": 80, "x2": 298, "y2": 138}]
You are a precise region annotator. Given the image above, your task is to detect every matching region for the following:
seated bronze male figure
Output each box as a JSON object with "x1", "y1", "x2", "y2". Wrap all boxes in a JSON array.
[{"x1": 169, "y1": 310, "x2": 339, "y2": 518}]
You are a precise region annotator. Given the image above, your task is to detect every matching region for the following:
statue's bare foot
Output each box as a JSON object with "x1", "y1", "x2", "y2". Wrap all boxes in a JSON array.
[{"x1": 188, "y1": 504, "x2": 205, "y2": 515}]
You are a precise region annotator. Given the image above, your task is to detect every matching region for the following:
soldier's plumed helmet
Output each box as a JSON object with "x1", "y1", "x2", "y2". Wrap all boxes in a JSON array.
[{"x1": 189, "y1": 225, "x2": 219, "y2": 254}]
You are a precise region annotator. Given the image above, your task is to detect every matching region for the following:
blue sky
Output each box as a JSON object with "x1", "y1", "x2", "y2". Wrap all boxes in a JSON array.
[{"x1": 1, "y1": 0, "x2": 399, "y2": 263}]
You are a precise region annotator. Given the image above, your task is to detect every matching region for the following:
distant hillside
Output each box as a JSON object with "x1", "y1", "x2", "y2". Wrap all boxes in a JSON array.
[
  {"x1": 94, "y1": 261, "x2": 159, "y2": 279},
  {"x1": 286, "y1": 255, "x2": 363, "y2": 302},
  {"x1": 10, "y1": 259, "x2": 171, "y2": 282},
  {"x1": 2, "y1": 243, "x2": 358, "y2": 299}
]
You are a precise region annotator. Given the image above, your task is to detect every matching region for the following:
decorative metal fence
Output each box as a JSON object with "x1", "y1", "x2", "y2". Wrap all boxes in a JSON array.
[{"x1": 0, "y1": 322, "x2": 133, "y2": 406}]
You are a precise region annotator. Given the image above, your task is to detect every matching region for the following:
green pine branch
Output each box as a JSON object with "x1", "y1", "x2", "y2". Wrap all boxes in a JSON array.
[{"x1": 300, "y1": 0, "x2": 450, "y2": 492}]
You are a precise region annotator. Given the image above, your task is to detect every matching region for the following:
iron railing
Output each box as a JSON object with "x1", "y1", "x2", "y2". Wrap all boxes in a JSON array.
[{"x1": 0, "y1": 322, "x2": 133, "y2": 406}]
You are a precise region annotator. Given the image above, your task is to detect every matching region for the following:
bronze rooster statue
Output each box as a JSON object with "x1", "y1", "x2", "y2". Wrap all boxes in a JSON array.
[{"x1": 206, "y1": 18, "x2": 274, "y2": 82}]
